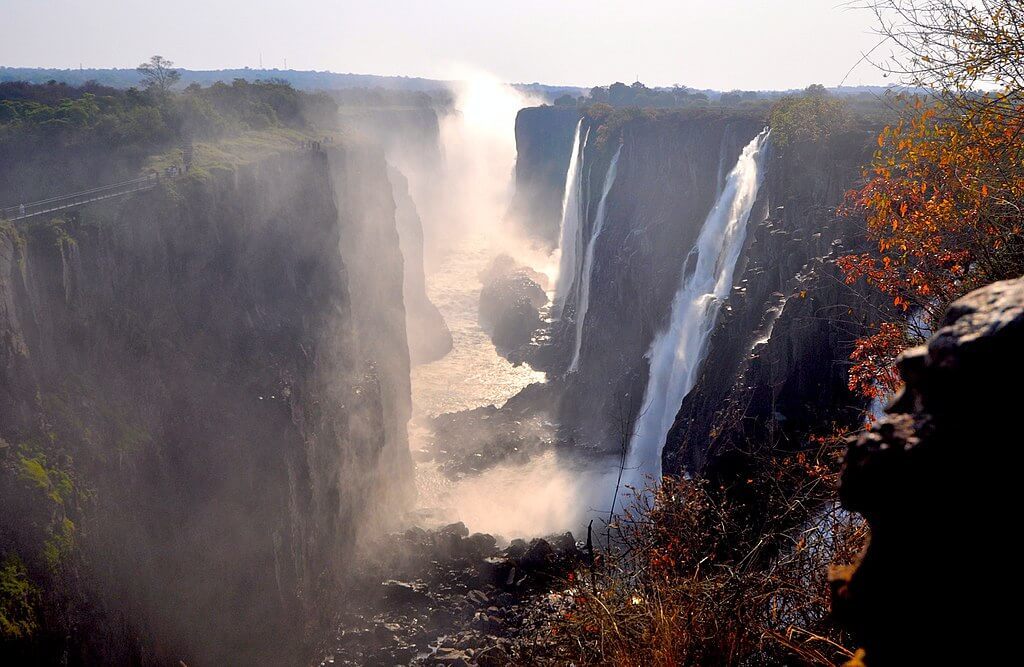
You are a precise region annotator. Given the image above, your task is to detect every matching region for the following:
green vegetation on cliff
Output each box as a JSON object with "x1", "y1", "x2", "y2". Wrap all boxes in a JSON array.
[{"x1": 0, "y1": 74, "x2": 339, "y2": 203}]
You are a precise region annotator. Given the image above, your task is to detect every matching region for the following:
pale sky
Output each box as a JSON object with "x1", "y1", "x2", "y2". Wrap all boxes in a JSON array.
[{"x1": 0, "y1": 0, "x2": 889, "y2": 90}]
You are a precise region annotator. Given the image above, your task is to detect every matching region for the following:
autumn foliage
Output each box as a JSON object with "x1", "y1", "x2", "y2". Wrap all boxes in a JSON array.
[{"x1": 837, "y1": 99, "x2": 1024, "y2": 400}]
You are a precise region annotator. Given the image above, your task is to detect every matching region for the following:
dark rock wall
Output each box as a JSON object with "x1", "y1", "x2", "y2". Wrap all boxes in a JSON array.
[
  {"x1": 553, "y1": 113, "x2": 764, "y2": 452},
  {"x1": 510, "y1": 108, "x2": 878, "y2": 473},
  {"x1": 832, "y1": 276, "x2": 1024, "y2": 666},
  {"x1": 0, "y1": 146, "x2": 413, "y2": 663},
  {"x1": 664, "y1": 130, "x2": 878, "y2": 475},
  {"x1": 508, "y1": 106, "x2": 580, "y2": 246}
]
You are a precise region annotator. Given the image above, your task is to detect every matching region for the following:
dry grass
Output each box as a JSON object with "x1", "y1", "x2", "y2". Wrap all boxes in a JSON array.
[{"x1": 555, "y1": 437, "x2": 866, "y2": 666}]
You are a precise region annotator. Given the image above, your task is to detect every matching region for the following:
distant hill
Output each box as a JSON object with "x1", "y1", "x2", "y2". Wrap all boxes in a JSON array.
[{"x1": 0, "y1": 66, "x2": 586, "y2": 102}]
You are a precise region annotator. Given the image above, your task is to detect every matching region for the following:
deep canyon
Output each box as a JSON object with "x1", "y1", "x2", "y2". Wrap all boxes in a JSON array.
[{"x1": 0, "y1": 71, "x2": 981, "y2": 667}]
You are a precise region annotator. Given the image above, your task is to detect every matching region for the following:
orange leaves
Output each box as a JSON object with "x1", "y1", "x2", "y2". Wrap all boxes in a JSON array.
[
  {"x1": 838, "y1": 99, "x2": 1024, "y2": 402},
  {"x1": 847, "y1": 322, "x2": 908, "y2": 400}
]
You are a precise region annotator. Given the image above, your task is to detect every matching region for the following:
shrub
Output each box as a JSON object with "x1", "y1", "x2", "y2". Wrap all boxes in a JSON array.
[{"x1": 556, "y1": 436, "x2": 864, "y2": 666}]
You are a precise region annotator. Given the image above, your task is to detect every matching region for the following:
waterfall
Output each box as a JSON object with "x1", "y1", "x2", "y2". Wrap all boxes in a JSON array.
[
  {"x1": 552, "y1": 119, "x2": 589, "y2": 320},
  {"x1": 567, "y1": 144, "x2": 622, "y2": 373},
  {"x1": 625, "y1": 128, "x2": 771, "y2": 482}
]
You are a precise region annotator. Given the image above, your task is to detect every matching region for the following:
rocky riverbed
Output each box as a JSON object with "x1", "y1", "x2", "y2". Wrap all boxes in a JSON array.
[{"x1": 315, "y1": 522, "x2": 584, "y2": 666}]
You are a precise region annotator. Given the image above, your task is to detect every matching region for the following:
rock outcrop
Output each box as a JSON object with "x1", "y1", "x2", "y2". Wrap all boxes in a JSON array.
[
  {"x1": 478, "y1": 254, "x2": 548, "y2": 356},
  {"x1": 0, "y1": 145, "x2": 414, "y2": 663},
  {"x1": 831, "y1": 276, "x2": 1024, "y2": 666},
  {"x1": 389, "y1": 167, "x2": 453, "y2": 364}
]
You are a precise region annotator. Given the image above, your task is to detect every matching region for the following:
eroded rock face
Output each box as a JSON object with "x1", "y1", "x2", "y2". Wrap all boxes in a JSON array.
[
  {"x1": 389, "y1": 166, "x2": 452, "y2": 364},
  {"x1": 832, "y1": 276, "x2": 1024, "y2": 666},
  {"x1": 0, "y1": 147, "x2": 415, "y2": 664},
  {"x1": 658, "y1": 124, "x2": 879, "y2": 476}
]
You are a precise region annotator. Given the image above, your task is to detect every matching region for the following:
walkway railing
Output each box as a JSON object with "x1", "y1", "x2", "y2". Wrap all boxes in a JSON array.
[{"x1": 1, "y1": 173, "x2": 163, "y2": 222}]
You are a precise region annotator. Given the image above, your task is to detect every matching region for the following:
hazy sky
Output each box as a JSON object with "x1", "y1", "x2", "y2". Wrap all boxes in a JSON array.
[{"x1": 1, "y1": 0, "x2": 889, "y2": 90}]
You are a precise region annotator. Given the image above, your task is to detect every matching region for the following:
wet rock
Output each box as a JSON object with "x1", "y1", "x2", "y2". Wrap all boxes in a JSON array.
[
  {"x1": 506, "y1": 539, "x2": 529, "y2": 560},
  {"x1": 478, "y1": 254, "x2": 548, "y2": 354},
  {"x1": 381, "y1": 580, "x2": 430, "y2": 606},
  {"x1": 465, "y1": 532, "x2": 498, "y2": 557},
  {"x1": 546, "y1": 531, "x2": 578, "y2": 559},
  {"x1": 521, "y1": 538, "x2": 555, "y2": 569},
  {"x1": 477, "y1": 556, "x2": 513, "y2": 586},
  {"x1": 439, "y1": 522, "x2": 470, "y2": 538}
]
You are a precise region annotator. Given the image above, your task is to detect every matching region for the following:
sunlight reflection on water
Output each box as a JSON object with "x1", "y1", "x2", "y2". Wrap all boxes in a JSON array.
[
  {"x1": 409, "y1": 232, "x2": 547, "y2": 516},
  {"x1": 410, "y1": 233, "x2": 546, "y2": 421}
]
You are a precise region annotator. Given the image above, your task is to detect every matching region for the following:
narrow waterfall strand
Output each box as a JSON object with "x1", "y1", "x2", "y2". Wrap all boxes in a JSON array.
[
  {"x1": 552, "y1": 120, "x2": 589, "y2": 320},
  {"x1": 568, "y1": 144, "x2": 622, "y2": 373}
]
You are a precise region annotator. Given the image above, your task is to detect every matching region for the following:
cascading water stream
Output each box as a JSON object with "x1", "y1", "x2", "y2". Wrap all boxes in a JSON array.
[
  {"x1": 624, "y1": 128, "x2": 771, "y2": 483},
  {"x1": 552, "y1": 119, "x2": 589, "y2": 320},
  {"x1": 568, "y1": 144, "x2": 622, "y2": 373}
]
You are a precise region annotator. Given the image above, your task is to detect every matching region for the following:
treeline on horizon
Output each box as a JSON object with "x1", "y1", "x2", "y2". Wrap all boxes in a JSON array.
[{"x1": 556, "y1": 80, "x2": 899, "y2": 116}]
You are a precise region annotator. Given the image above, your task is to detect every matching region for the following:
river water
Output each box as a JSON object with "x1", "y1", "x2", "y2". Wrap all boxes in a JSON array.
[{"x1": 408, "y1": 231, "x2": 547, "y2": 520}]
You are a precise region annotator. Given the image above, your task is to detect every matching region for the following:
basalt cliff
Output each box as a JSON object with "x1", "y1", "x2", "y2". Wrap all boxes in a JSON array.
[
  {"x1": 512, "y1": 106, "x2": 879, "y2": 476},
  {"x1": 0, "y1": 143, "x2": 414, "y2": 664}
]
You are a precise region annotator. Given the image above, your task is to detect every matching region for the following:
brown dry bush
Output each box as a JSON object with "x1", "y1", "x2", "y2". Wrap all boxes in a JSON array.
[{"x1": 556, "y1": 437, "x2": 866, "y2": 666}]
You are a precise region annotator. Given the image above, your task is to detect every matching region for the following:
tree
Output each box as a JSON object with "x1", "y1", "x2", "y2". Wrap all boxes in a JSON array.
[
  {"x1": 768, "y1": 88, "x2": 850, "y2": 147},
  {"x1": 137, "y1": 56, "x2": 181, "y2": 95},
  {"x1": 865, "y1": 0, "x2": 1024, "y2": 121},
  {"x1": 836, "y1": 1, "x2": 1024, "y2": 400}
]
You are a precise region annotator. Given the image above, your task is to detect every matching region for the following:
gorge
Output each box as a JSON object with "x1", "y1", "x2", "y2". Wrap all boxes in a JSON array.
[{"x1": 1, "y1": 49, "x2": 1004, "y2": 665}]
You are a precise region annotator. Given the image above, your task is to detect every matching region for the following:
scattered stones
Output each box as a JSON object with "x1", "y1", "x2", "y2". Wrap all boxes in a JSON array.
[{"x1": 317, "y1": 522, "x2": 583, "y2": 666}]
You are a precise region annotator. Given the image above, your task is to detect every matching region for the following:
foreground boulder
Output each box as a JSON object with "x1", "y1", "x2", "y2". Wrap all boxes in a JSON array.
[{"x1": 832, "y1": 276, "x2": 1024, "y2": 666}]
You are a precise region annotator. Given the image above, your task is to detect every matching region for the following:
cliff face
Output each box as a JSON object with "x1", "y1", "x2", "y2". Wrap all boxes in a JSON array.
[
  {"x1": 508, "y1": 106, "x2": 580, "y2": 246},
  {"x1": 832, "y1": 277, "x2": 1024, "y2": 666},
  {"x1": 551, "y1": 113, "x2": 765, "y2": 452},
  {"x1": 663, "y1": 130, "x2": 878, "y2": 475},
  {"x1": 509, "y1": 106, "x2": 878, "y2": 473},
  {"x1": 0, "y1": 146, "x2": 413, "y2": 663},
  {"x1": 337, "y1": 106, "x2": 453, "y2": 364},
  {"x1": 388, "y1": 167, "x2": 453, "y2": 364}
]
